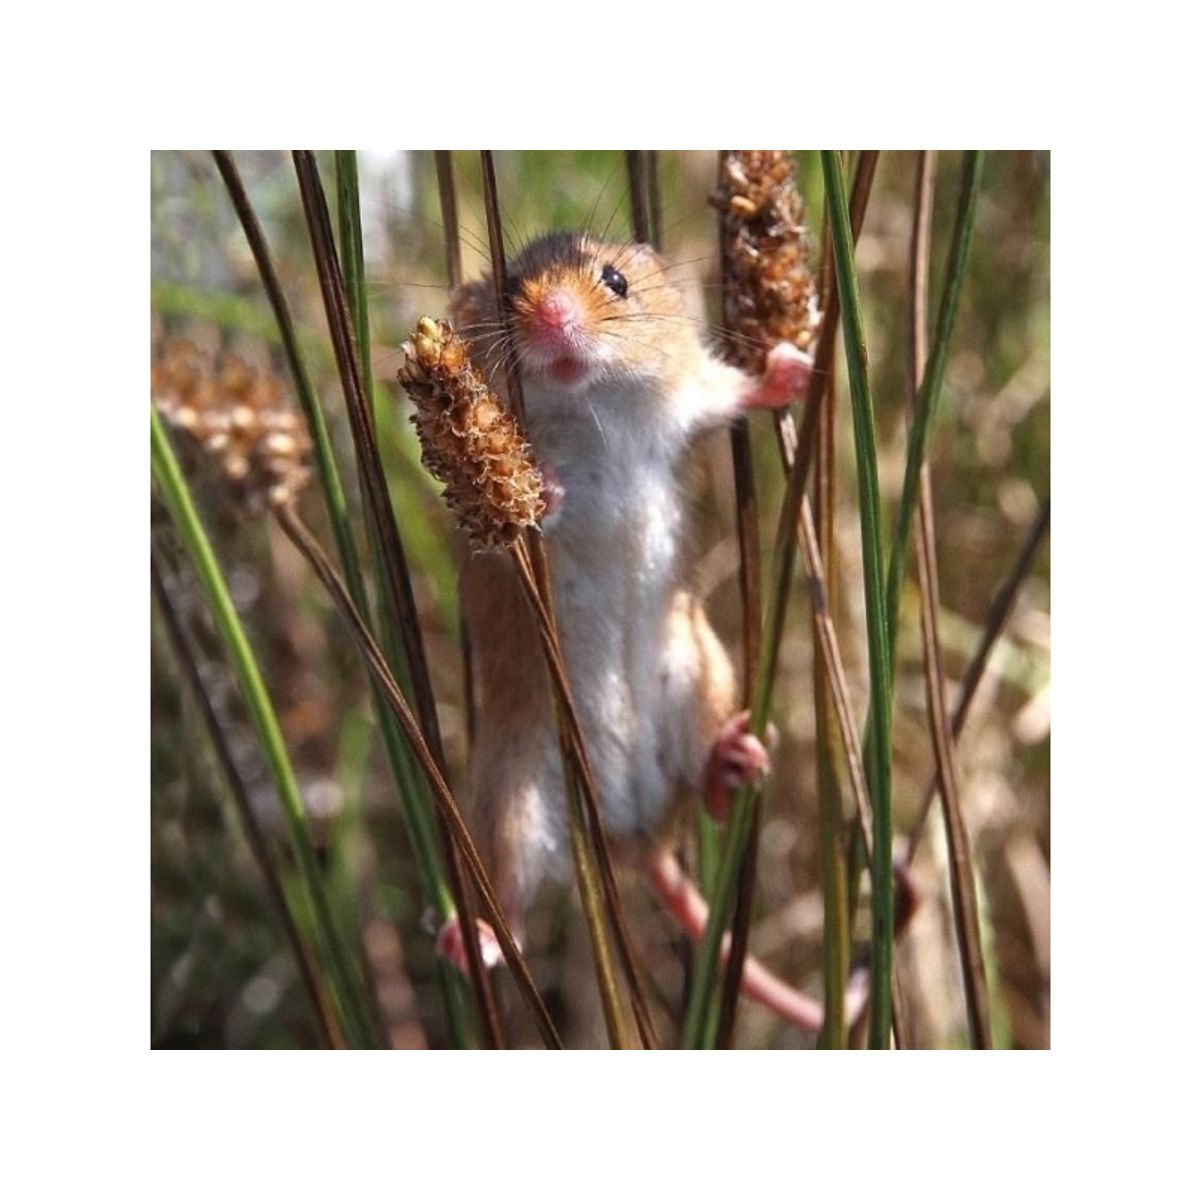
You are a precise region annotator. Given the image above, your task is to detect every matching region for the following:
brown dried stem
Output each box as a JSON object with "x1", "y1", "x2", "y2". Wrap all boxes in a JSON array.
[
  {"x1": 626, "y1": 150, "x2": 652, "y2": 246},
  {"x1": 272, "y1": 500, "x2": 562, "y2": 1048},
  {"x1": 434, "y1": 151, "x2": 464, "y2": 291},
  {"x1": 478, "y1": 152, "x2": 658, "y2": 1048},
  {"x1": 507, "y1": 539, "x2": 659, "y2": 1049},
  {"x1": 906, "y1": 495, "x2": 1051, "y2": 860},
  {"x1": 811, "y1": 291, "x2": 849, "y2": 1047},
  {"x1": 908, "y1": 151, "x2": 992, "y2": 1048},
  {"x1": 434, "y1": 151, "x2": 478, "y2": 750},
  {"x1": 646, "y1": 151, "x2": 663, "y2": 249},
  {"x1": 291, "y1": 150, "x2": 501, "y2": 1047},
  {"x1": 151, "y1": 553, "x2": 345, "y2": 1050},
  {"x1": 713, "y1": 151, "x2": 768, "y2": 1048}
]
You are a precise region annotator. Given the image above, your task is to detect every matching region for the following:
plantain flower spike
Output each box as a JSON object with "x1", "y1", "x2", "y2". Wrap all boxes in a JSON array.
[
  {"x1": 710, "y1": 150, "x2": 821, "y2": 375},
  {"x1": 399, "y1": 317, "x2": 546, "y2": 550},
  {"x1": 152, "y1": 335, "x2": 311, "y2": 511}
]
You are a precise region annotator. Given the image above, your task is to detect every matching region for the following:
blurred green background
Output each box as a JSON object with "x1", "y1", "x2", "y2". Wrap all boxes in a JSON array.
[{"x1": 151, "y1": 151, "x2": 1049, "y2": 1049}]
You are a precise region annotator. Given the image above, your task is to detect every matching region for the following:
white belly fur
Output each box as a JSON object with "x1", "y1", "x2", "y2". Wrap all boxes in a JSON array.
[{"x1": 526, "y1": 381, "x2": 686, "y2": 841}]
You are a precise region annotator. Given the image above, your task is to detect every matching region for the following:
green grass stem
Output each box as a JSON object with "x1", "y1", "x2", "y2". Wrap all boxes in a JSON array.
[
  {"x1": 821, "y1": 150, "x2": 895, "y2": 1048},
  {"x1": 151, "y1": 407, "x2": 377, "y2": 1047}
]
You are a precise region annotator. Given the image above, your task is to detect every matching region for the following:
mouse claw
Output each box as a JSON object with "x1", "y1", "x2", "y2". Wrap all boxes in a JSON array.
[
  {"x1": 741, "y1": 343, "x2": 813, "y2": 411},
  {"x1": 435, "y1": 915, "x2": 505, "y2": 975},
  {"x1": 704, "y1": 710, "x2": 775, "y2": 822}
]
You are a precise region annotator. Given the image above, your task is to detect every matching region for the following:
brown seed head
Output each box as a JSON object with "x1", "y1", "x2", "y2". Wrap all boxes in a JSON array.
[
  {"x1": 710, "y1": 150, "x2": 821, "y2": 374},
  {"x1": 398, "y1": 317, "x2": 545, "y2": 550},
  {"x1": 152, "y1": 335, "x2": 310, "y2": 510}
]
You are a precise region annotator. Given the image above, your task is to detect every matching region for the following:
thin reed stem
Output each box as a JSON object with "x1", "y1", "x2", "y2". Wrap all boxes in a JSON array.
[
  {"x1": 508, "y1": 540, "x2": 657, "y2": 1049},
  {"x1": 907, "y1": 495, "x2": 1050, "y2": 859},
  {"x1": 273, "y1": 501, "x2": 564, "y2": 1048},
  {"x1": 646, "y1": 151, "x2": 663, "y2": 249},
  {"x1": 151, "y1": 408, "x2": 377, "y2": 1047},
  {"x1": 626, "y1": 151, "x2": 652, "y2": 245},
  {"x1": 908, "y1": 151, "x2": 992, "y2": 1048},
  {"x1": 681, "y1": 151, "x2": 879, "y2": 1050},
  {"x1": 714, "y1": 150, "x2": 763, "y2": 1049},
  {"x1": 884, "y1": 151, "x2": 985, "y2": 657},
  {"x1": 821, "y1": 149, "x2": 894, "y2": 1048},
  {"x1": 294, "y1": 151, "x2": 501, "y2": 1045},
  {"x1": 214, "y1": 149, "x2": 476, "y2": 1046},
  {"x1": 480, "y1": 151, "x2": 658, "y2": 1049},
  {"x1": 434, "y1": 151, "x2": 464, "y2": 290},
  {"x1": 434, "y1": 151, "x2": 480, "y2": 754},
  {"x1": 151, "y1": 553, "x2": 345, "y2": 1050},
  {"x1": 333, "y1": 150, "x2": 500, "y2": 1046},
  {"x1": 812, "y1": 349, "x2": 849, "y2": 1048}
]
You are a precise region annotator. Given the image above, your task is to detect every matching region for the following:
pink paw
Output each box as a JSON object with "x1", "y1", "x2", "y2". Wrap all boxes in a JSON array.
[
  {"x1": 740, "y1": 343, "x2": 813, "y2": 411},
  {"x1": 435, "y1": 915, "x2": 505, "y2": 975},
  {"x1": 704, "y1": 710, "x2": 776, "y2": 821}
]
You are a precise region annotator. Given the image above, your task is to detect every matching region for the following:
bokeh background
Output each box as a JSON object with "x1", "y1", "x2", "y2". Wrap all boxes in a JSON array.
[{"x1": 151, "y1": 150, "x2": 1049, "y2": 1048}]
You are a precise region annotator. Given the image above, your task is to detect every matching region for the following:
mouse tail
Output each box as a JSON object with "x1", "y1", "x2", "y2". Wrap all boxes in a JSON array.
[{"x1": 646, "y1": 849, "x2": 908, "y2": 1035}]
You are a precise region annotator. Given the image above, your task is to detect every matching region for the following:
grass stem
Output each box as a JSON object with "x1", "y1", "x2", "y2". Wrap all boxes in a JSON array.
[
  {"x1": 273, "y1": 501, "x2": 564, "y2": 1048},
  {"x1": 906, "y1": 495, "x2": 1050, "y2": 859},
  {"x1": 214, "y1": 149, "x2": 475, "y2": 1047},
  {"x1": 821, "y1": 150, "x2": 894, "y2": 1048},
  {"x1": 907, "y1": 151, "x2": 992, "y2": 1048},
  {"x1": 151, "y1": 553, "x2": 345, "y2": 1049},
  {"x1": 151, "y1": 408, "x2": 377, "y2": 1047}
]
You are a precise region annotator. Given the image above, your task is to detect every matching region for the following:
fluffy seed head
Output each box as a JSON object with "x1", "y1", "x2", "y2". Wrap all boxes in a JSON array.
[
  {"x1": 398, "y1": 317, "x2": 545, "y2": 550},
  {"x1": 152, "y1": 336, "x2": 311, "y2": 510},
  {"x1": 710, "y1": 150, "x2": 821, "y2": 374}
]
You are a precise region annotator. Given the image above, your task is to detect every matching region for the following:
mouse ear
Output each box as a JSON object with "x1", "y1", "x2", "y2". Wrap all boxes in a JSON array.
[
  {"x1": 448, "y1": 279, "x2": 494, "y2": 343},
  {"x1": 628, "y1": 241, "x2": 667, "y2": 272}
]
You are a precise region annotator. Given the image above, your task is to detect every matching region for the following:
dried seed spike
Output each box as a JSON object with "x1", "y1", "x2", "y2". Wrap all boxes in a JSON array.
[
  {"x1": 398, "y1": 317, "x2": 546, "y2": 550},
  {"x1": 151, "y1": 332, "x2": 311, "y2": 511},
  {"x1": 710, "y1": 150, "x2": 821, "y2": 374}
]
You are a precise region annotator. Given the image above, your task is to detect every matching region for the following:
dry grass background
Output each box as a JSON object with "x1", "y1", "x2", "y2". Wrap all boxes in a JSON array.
[{"x1": 150, "y1": 150, "x2": 1049, "y2": 1049}]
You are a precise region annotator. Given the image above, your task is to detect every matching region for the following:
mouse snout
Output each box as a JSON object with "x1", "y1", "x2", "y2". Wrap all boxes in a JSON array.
[{"x1": 529, "y1": 287, "x2": 580, "y2": 346}]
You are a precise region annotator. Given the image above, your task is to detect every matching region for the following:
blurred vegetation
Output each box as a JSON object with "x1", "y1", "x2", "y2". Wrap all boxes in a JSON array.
[{"x1": 151, "y1": 150, "x2": 1049, "y2": 1048}]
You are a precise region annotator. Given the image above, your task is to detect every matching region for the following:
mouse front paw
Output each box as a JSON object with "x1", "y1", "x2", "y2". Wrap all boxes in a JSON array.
[
  {"x1": 740, "y1": 343, "x2": 813, "y2": 411},
  {"x1": 435, "y1": 914, "x2": 506, "y2": 975},
  {"x1": 704, "y1": 710, "x2": 778, "y2": 821}
]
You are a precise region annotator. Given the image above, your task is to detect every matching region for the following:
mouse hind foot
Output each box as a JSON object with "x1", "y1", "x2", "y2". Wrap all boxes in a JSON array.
[{"x1": 435, "y1": 915, "x2": 506, "y2": 974}]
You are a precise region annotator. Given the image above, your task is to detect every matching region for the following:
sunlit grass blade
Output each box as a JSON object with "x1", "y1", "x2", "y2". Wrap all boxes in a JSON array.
[{"x1": 151, "y1": 407, "x2": 377, "y2": 1047}]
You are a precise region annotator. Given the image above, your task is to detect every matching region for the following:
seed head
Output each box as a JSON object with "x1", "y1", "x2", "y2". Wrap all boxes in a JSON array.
[
  {"x1": 710, "y1": 150, "x2": 821, "y2": 374},
  {"x1": 398, "y1": 317, "x2": 545, "y2": 550},
  {"x1": 152, "y1": 335, "x2": 310, "y2": 510}
]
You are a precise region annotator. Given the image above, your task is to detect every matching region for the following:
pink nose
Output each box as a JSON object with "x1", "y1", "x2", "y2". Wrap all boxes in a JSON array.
[{"x1": 534, "y1": 289, "x2": 578, "y2": 334}]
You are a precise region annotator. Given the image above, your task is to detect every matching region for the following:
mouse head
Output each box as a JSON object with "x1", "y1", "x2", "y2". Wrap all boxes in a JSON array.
[{"x1": 450, "y1": 232, "x2": 696, "y2": 395}]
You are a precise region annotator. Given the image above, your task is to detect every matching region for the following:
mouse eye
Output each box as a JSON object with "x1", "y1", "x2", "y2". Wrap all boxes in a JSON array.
[{"x1": 600, "y1": 264, "x2": 628, "y2": 299}]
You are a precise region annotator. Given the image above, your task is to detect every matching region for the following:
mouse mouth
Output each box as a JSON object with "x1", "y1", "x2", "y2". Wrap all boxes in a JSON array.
[{"x1": 547, "y1": 355, "x2": 589, "y2": 385}]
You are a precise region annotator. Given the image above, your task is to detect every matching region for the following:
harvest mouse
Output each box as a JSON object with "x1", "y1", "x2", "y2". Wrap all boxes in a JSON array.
[{"x1": 437, "y1": 230, "x2": 824, "y2": 1029}]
